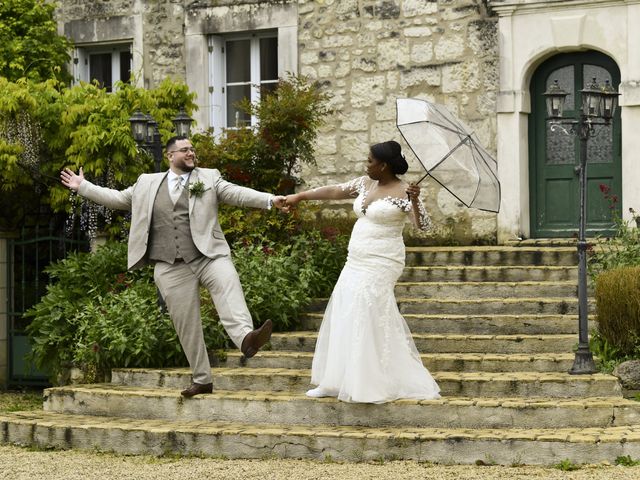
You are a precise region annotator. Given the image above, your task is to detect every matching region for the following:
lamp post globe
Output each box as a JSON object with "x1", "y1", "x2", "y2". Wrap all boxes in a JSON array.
[
  {"x1": 543, "y1": 79, "x2": 569, "y2": 119},
  {"x1": 172, "y1": 109, "x2": 194, "y2": 138},
  {"x1": 128, "y1": 110, "x2": 148, "y2": 143}
]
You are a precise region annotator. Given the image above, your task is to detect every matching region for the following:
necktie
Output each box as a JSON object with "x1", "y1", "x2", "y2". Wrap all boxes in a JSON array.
[{"x1": 170, "y1": 177, "x2": 183, "y2": 204}]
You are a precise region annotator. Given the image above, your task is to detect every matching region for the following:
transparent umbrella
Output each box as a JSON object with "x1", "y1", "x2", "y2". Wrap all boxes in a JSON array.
[{"x1": 396, "y1": 98, "x2": 500, "y2": 213}]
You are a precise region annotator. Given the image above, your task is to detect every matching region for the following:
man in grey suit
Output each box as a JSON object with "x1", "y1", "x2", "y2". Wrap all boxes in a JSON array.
[{"x1": 60, "y1": 136, "x2": 289, "y2": 397}]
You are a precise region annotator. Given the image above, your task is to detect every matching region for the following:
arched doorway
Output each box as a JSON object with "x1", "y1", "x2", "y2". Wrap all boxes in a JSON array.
[{"x1": 529, "y1": 51, "x2": 622, "y2": 238}]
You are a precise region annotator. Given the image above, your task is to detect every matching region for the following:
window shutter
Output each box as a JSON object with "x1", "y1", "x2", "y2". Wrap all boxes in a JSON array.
[{"x1": 208, "y1": 36, "x2": 224, "y2": 134}]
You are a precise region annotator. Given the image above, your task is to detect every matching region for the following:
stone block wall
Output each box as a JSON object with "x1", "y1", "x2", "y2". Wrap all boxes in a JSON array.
[{"x1": 297, "y1": 0, "x2": 498, "y2": 243}]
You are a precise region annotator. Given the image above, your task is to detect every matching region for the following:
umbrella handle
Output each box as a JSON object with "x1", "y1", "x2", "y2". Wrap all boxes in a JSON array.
[{"x1": 408, "y1": 172, "x2": 431, "y2": 201}]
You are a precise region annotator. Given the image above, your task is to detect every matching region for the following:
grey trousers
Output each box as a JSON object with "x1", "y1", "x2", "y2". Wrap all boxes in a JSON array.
[{"x1": 153, "y1": 255, "x2": 254, "y2": 384}]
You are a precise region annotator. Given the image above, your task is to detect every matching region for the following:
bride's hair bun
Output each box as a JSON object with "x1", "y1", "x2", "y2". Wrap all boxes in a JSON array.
[{"x1": 370, "y1": 140, "x2": 408, "y2": 175}]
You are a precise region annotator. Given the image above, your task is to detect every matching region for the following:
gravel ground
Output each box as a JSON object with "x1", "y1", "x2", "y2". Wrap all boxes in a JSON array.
[
  {"x1": 1, "y1": 446, "x2": 640, "y2": 480},
  {"x1": 3, "y1": 390, "x2": 640, "y2": 479}
]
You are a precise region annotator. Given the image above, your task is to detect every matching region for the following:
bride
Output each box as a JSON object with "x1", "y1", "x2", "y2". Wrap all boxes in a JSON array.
[{"x1": 285, "y1": 140, "x2": 440, "y2": 403}]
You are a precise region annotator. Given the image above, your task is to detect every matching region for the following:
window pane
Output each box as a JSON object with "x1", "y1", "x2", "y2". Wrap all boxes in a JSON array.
[
  {"x1": 546, "y1": 121, "x2": 575, "y2": 165},
  {"x1": 120, "y1": 51, "x2": 132, "y2": 84},
  {"x1": 226, "y1": 39, "x2": 251, "y2": 83},
  {"x1": 226, "y1": 84, "x2": 251, "y2": 127},
  {"x1": 546, "y1": 66, "x2": 574, "y2": 111},
  {"x1": 583, "y1": 64, "x2": 611, "y2": 89},
  {"x1": 583, "y1": 65, "x2": 613, "y2": 164},
  {"x1": 89, "y1": 53, "x2": 112, "y2": 92},
  {"x1": 260, "y1": 37, "x2": 278, "y2": 81},
  {"x1": 260, "y1": 82, "x2": 278, "y2": 99},
  {"x1": 587, "y1": 124, "x2": 613, "y2": 164}
]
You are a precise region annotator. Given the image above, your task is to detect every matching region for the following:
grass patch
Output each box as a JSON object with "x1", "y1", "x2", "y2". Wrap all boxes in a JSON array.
[
  {"x1": 615, "y1": 455, "x2": 640, "y2": 466},
  {"x1": 0, "y1": 390, "x2": 43, "y2": 413},
  {"x1": 554, "y1": 459, "x2": 581, "y2": 471}
]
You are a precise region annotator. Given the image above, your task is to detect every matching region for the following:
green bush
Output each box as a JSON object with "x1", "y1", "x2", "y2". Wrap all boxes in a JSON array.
[
  {"x1": 588, "y1": 209, "x2": 640, "y2": 280},
  {"x1": 72, "y1": 281, "x2": 228, "y2": 379},
  {"x1": 593, "y1": 266, "x2": 640, "y2": 356},
  {"x1": 234, "y1": 230, "x2": 348, "y2": 329},
  {"x1": 25, "y1": 231, "x2": 348, "y2": 383},
  {"x1": 24, "y1": 241, "x2": 131, "y2": 377}
]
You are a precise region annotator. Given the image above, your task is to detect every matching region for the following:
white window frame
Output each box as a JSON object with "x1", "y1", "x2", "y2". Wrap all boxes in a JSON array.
[
  {"x1": 208, "y1": 31, "x2": 278, "y2": 133},
  {"x1": 72, "y1": 42, "x2": 133, "y2": 91}
]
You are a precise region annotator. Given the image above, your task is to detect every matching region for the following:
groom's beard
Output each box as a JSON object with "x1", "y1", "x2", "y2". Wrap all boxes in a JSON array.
[{"x1": 175, "y1": 157, "x2": 196, "y2": 172}]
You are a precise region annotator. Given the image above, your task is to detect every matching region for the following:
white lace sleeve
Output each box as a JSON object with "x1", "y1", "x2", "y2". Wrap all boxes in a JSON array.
[
  {"x1": 338, "y1": 176, "x2": 367, "y2": 198},
  {"x1": 413, "y1": 197, "x2": 432, "y2": 231}
]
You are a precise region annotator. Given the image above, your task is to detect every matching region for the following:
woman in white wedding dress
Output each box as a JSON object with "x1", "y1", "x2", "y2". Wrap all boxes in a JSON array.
[{"x1": 285, "y1": 140, "x2": 441, "y2": 403}]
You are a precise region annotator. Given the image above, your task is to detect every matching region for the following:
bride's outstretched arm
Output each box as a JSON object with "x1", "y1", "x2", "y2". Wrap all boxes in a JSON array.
[{"x1": 286, "y1": 185, "x2": 353, "y2": 206}]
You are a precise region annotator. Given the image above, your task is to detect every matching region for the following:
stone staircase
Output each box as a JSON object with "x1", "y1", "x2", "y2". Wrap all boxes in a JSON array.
[{"x1": 3, "y1": 245, "x2": 640, "y2": 465}]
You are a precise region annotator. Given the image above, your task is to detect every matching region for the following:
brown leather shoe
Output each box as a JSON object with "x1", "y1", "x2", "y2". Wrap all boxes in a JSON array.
[
  {"x1": 241, "y1": 319, "x2": 273, "y2": 359},
  {"x1": 180, "y1": 382, "x2": 213, "y2": 398}
]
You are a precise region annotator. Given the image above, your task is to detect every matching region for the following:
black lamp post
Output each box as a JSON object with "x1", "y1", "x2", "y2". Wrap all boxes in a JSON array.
[
  {"x1": 128, "y1": 109, "x2": 194, "y2": 172},
  {"x1": 543, "y1": 77, "x2": 620, "y2": 374}
]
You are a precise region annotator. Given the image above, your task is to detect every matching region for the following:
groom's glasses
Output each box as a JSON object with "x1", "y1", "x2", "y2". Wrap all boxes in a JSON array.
[{"x1": 169, "y1": 147, "x2": 196, "y2": 153}]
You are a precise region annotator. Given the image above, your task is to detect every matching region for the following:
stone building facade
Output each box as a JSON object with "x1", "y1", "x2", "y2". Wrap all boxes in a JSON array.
[
  {"x1": 51, "y1": 0, "x2": 640, "y2": 242},
  {"x1": 55, "y1": 0, "x2": 500, "y2": 244}
]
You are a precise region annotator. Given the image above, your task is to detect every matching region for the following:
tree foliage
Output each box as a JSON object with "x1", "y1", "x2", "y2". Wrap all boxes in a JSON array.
[
  {"x1": 194, "y1": 75, "x2": 331, "y2": 194},
  {"x1": 0, "y1": 0, "x2": 72, "y2": 83},
  {"x1": 0, "y1": 77, "x2": 196, "y2": 230}
]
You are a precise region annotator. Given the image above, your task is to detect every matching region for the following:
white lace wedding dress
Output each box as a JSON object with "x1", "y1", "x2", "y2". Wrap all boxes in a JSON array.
[{"x1": 308, "y1": 177, "x2": 441, "y2": 403}]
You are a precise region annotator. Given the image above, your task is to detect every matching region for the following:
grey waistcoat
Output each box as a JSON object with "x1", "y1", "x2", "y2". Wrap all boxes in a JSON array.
[{"x1": 148, "y1": 177, "x2": 201, "y2": 263}]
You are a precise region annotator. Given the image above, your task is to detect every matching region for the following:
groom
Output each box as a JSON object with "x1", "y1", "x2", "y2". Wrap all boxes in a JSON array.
[{"x1": 60, "y1": 136, "x2": 289, "y2": 397}]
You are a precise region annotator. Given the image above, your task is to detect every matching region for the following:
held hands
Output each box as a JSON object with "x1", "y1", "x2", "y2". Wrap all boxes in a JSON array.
[
  {"x1": 284, "y1": 193, "x2": 302, "y2": 208},
  {"x1": 406, "y1": 183, "x2": 421, "y2": 202},
  {"x1": 60, "y1": 167, "x2": 85, "y2": 192},
  {"x1": 272, "y1": 195, "x2": 291, "y2": 213}
]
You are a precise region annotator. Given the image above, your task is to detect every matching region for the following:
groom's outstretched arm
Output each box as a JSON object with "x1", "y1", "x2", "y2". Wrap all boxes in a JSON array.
[
  {"x1": 213, "y1": 169, "x2": 287, "y2": 211},
  {"x1": 60, "y1": 167, "x2": 134, "y2": 211}
]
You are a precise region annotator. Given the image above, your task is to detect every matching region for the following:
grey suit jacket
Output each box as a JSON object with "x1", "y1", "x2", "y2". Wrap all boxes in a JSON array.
[{"x1": 78, "y1": 167, "x2": 273, "y2": 269}]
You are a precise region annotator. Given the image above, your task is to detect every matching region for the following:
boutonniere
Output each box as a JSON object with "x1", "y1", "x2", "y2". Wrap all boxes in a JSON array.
[{"x1": 188, "y1": 181, "x2": 209, "y2": 198}]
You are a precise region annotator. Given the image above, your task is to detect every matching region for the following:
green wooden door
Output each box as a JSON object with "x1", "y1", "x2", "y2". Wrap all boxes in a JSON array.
[{"x1": 529, "y1": 51, "x2": 621, "y2": 238}]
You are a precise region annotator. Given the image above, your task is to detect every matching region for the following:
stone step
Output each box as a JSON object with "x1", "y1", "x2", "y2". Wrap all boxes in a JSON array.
[
  {"x1": 216, "y1": 351, "x2": 583, "y2": 373},
  {"x1": 299, "y1": 313, "x2": 586, "y2": 335},
  {"x1": 110, "y1": 368, "x2": 621, "y2": 398},
  {"x1": 396, "y1": 297, "x2": 587, "y2": 315},
  {"x1": 399, "y1": 265, "x2": 578, "y2": 282},
  {"x1": 6, "y1": 411, "x2": 640, "y2": 465},
  {"x1": 394, "y1": 281, "x2": 578, "y2": 298},
  {"x1": 42, "y1": 386, "x2": 636, "y2": 429},
  {"x1": 405, "y1": 246, "x2": 577, "y2": 267},
  {"x1": 505, "y1": 239, "x2": 581, "y2": 247},
  {"x1": 269, "y1": 332, "x2": 578, "y2": 354},
  {"x1": 307, "y1": 297, "x2": 588, "y2": 315}
]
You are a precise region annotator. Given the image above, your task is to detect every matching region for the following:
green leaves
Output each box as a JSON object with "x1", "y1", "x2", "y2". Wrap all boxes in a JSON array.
[
  {"x1": 233, "y1": 231, "x2": 348, "y2": 330},
  {"x1": 0, "y1": 77, "x2": 196, "y2": 229},
  {"x1": 0, "y1": 0, "x2": 71, "y2": 83},
  {"x1": 24, "y1": 232, "x2": 348, "y2": 384}
]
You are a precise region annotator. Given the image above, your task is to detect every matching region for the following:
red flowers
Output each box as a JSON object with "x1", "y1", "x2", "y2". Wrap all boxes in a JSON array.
[
  {"x1": 320, "y1": 226, "x2": 340, "y2": 242},
  {"x1": 599, "y1": 184, "x2": 619, "y2": 210},
  {"x1": 599, "y1": 183, "x2": 611, "y2": 194}
]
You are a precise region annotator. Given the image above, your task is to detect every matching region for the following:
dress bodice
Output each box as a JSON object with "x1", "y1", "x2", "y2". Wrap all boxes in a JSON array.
[{"x1": 339, "y1": 176, "x2": 431, "y2": 238}]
